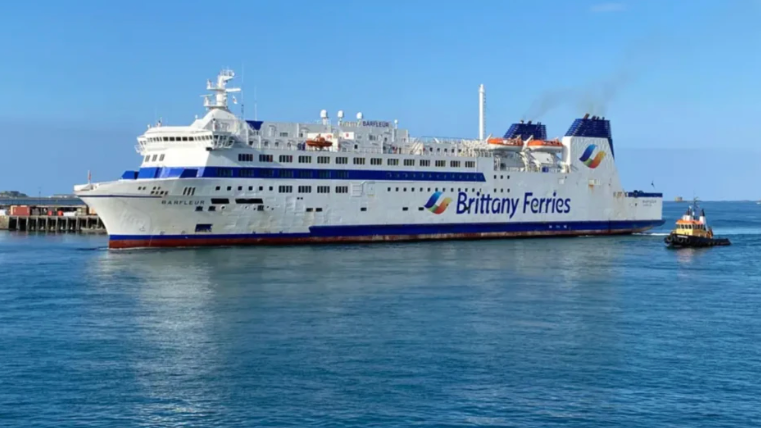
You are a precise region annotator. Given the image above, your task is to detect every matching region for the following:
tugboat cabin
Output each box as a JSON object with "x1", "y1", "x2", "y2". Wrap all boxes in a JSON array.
[{"x1": 674, "y1": 219, "x2": 711, "y2": 237}]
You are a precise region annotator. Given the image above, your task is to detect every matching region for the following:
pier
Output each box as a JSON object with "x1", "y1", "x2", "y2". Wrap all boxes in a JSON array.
[
  {"x1": 1, "y1": 215, "x2": 105, "y2": 233},
  {"x1": 0, "y1": 195, "x2": 106, "y2": 234}
]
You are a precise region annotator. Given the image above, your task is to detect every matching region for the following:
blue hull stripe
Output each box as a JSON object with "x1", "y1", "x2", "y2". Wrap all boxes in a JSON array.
[
  {"x1": 127, "y1": 166, "x2": 488, "y2": 183},
  {"x1": 110, "y1": 220, "x2": 664, "y2": 241}
]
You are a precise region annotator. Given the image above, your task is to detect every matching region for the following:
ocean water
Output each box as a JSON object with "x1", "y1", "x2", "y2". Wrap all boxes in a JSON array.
[{"x1": 1, "y1": 201, "x2": 761, "y2": 427}]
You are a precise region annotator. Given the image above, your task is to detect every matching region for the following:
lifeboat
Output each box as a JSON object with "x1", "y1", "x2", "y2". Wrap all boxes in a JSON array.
[
  {"x1": 486, "y1": 137, "x2": 523, "y2": 151},
  {"x1": 306, "y1": 136, "x2": 333, "y2": 148},
  {"x1": 525, "y1": 139, "x2": 563, "y2": 152}
]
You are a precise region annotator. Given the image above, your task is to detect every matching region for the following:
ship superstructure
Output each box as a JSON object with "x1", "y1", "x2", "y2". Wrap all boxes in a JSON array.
[{"x1": 75, "y1": 69, "x2": 663, "y2": 248}]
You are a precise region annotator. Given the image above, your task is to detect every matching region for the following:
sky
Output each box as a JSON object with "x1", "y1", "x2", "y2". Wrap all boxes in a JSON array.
[{"x1": 0, "y1": 0, "x2": 759, "y2": 200}]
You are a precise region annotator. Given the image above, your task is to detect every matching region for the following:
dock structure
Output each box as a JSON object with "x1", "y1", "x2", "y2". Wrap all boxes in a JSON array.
[
  {"x1": 0, "y1": 195, "x2": 105, "y2": 234},
  {"x1": 2, "y1": 215, "x2": 105, "y2": 233}
]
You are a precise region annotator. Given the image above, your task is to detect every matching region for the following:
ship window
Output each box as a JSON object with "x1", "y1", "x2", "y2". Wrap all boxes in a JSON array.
[
  {"x1": 306, "y1": 208, "x2": 313, "y2": 212},
  {"x1": 195, "y1": 206, "x2": 202, "y2": 212},
  {"x1": 298, "y1": 186, "x2": 312, "y2": 193},
  {"x1": 279, "y1": 132, "x2": 289, "y2": 137},
  {"x1": 361, "y1": 207, "x2": 367, "y2": 212},
  {"x1": 465, "y1": 161, "x2": 475, "y2": 168},
  {"x1": 279, "y1": 155, "x2": 293, "y2": 163},
  {"x1": 144, "y1": 155, "x2": 149, "y2": 162},
  {"x1": 317, "y1": 186, "x2": 330, "y2": 193},
  {"x1": 208, "y1": 206, "x2": 216, "y2": 212},
  {"x1": 387, "y1": 158, "x2": 399, "y2": 166},
  {"x1": 298, "y1": 155, "x2": 312, "y2": 163},
  {"x1": 227, "y1": 186, "x2": 232, "y2": 191},
  {"x1": 336, "y1": 186, "x2": 349, "y2": 194},
  {"x1": 451, "y1": 161, "x2": 461, "y2": 168},
  {"x1": 236, "y1": 198, "x2": 264, "y2": 204},
  {"x1": 182, "y1": 137, "x2": 188, "y2": 141},
  {"x1": 404, "y1": 159, "x2": 414, "y2": 166},
  {"x1": 162, "y1": 137, "x2": 168, "y2": 142},
  {"x1": 435, "y1": 160, "x2": 445, "y2": 167},
  {"x1": 195, "y1": 224, "x2": 212, "y2": 233},
  {"x1": 159, "y1": 154, "x2": 165, "y2": 161},
  {"x1": 353, "y1": 157, "x2": 365, "y2": 165},
  {"x1": 371, "y1": 158, "x2": 382, "y2": 165},
  {"x1": 215, "y1": 186, "x2": 220, "y2": 191},
  {"x1": 336, "y1": 157, "x2": 348, "y2": 164},
  {"x1": 169, "y1": 137, "x2": 176, "y2": 142},
  {"x1": 420, "y1": 159, "x2": 430, "y2": 167},
  {"x1": 152, "y1": 154, "x2": 158, "y2": 162},
  {"x1": 259, "y1": 154, "x2": 273, "y2": 162},
  {"x1": 278, "y1": 185, "x2": 293, "y2": 193},
  {"x1": 402, "y1": 207, "x2": 408, "y2": 211},
  {"x1": 317, "y1": 156, "x2": 330, "y2": 164},
  {"x1": 315, "y1": 208, "x2": 323, "y2": 212},
  {"x1": 238, "y1": 186, "x2": 242, "y2": 191}
]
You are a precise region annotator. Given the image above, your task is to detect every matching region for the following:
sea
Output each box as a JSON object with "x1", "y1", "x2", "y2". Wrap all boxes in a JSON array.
[{"x1": 1, "y1": 201, "x2": 760, "y2": 427}]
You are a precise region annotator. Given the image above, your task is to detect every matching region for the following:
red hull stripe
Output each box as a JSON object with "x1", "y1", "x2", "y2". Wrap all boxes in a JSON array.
[{"x1": 108, "y1": 220, "x2": 664, "y2": 249}]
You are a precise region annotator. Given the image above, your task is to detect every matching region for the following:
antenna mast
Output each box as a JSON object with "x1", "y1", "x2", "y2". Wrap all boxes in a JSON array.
[{"x1": 479, "y1": 84, "x2": 486, "y2": 141}]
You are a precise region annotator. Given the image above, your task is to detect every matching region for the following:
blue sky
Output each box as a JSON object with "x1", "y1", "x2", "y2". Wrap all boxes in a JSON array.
[{"x1": 1, "y1": 0, "x2": 759, "y2": 200}]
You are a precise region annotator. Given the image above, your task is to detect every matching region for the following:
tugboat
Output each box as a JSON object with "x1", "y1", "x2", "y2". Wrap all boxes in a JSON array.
[{"x1": 664, "y1": 199, "x2": 730, "y2": 248}]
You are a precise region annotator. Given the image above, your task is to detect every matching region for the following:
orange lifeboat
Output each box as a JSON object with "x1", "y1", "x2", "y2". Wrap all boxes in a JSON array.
[
  {"x1": 306, "y1": 136, "x2": 333, "y2": 148},
  {"x1": 487, "y1": 137, "x2": 522, "y2": 151},
  {"x1": 526, "y1": 139, "x2": 563, "y2": 152}
]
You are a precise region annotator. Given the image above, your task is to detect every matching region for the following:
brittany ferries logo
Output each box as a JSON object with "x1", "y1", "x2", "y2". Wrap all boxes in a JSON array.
[
  {"x1": 579, "y1": 144, "x2": 606, "y2": 169},
  {"x1": 424, "y1": 191, "x2": 452, "y2": 214}
]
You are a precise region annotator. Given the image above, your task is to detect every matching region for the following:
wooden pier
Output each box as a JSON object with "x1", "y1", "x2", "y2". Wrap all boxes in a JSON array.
[{"x1": 0, "y1": 215, "x2": 105, "y2": 234}]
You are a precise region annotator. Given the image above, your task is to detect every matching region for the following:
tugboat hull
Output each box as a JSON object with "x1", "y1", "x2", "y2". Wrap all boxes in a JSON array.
[{"x1": 664, "y1": 233, "x2": 731, "y2": 248}]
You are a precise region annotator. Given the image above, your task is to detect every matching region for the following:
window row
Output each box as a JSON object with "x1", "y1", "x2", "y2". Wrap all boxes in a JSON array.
[
  {"x1": 146, "y1": 135, "x2": 213, "y2": 142},
  {"x1": 205, "y1": 167, "x2": 484, "y2": 182},
  {"x1": 144, "y1": 154, "x2": 166, "y2": 163},
  {"x1": 237, "y1": 154, "x2": 475, "y2": 168},
  {"x1": 387, "y1": 187, "x2": 512, "y2": 194},
  {"x1": 275, "y1": 185, "x2": 350, "y2": 194}
]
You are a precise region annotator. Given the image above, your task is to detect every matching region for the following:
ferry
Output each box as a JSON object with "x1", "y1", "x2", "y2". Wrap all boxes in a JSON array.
[
  {"x1": 664, "y1": 199, "x2": 730, "y2": 248},
  {"x1": 74, "y1": 69, "x2": 664, "y2": 249}
]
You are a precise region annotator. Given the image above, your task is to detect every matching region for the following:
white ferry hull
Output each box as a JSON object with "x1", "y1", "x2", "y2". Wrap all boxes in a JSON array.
[{"x1": 79, "y1": 170, "x2": 663, "y2": 249}]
